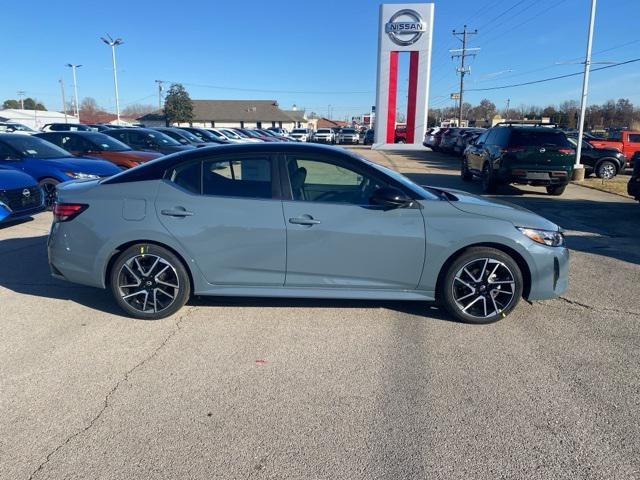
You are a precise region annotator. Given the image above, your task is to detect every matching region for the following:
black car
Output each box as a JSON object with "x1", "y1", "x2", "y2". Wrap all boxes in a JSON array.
[
  {"x1": 364, "y1": 129, "x2": 375, "y2": 145},
  {"x1": 151, "y1": 127, "x2": 208, "y2": 147},
  {"x1": 178, "y1": 127, "x2": 229, "y2": 144},
  {"x1": 463, "y1": 126, "x2": 575, "y2": 195},
  {"x1": 85, "y1": 124, "x2": 115, "y2": 132},
  {"x1": 628, "y1": 152, "x2": 640, "y2": 202},
  {"x1": 566, "y1": 135, "x2": 626, "y2": 179},
  {"x1": 104, "y1": 128, "x2": 194, "y2": 154}
]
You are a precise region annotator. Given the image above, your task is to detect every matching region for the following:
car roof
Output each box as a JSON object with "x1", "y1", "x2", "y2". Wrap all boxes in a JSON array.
[{"x1": 36, "y1": 130, "x2": 102, "y2": 137}]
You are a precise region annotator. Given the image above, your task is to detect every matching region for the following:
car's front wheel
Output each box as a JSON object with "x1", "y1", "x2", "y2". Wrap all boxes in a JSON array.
[
  {"x1": 110, "y1": 244, "x2": 191, "y2": 320},
  {"x1": 596, "y1": 160, "x2": 618, "y2": 179},
  {"x1": 39, "y1": 178, "x2": 59, "y2": 210},
  {"x1": 440, "y1": 247, "x2": 523, "y2": 324}
]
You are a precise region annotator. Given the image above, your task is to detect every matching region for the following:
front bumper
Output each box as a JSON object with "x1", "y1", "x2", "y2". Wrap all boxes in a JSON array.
[
  {"x1": 0, "y1": 204, "x2": 45, "y2": 224},
  {"x1": 526, "y1": 244, "x2": 569, "y2": 301}
]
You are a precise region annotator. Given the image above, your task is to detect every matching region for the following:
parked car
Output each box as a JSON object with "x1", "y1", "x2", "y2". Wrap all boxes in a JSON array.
[
  {"x1": 40, "y1": 123, "x2": 94, "y2": 132},
  {"x1": 566, "y1": 135, "x2": 626, "y2": 178},
  {"x1": 234, "y1": 128, "x2": 276, "y2": 142},
  {"x1": 178, "y1": 127, "x2": 230, "y2": 145},
  {"x1": 440, "y1": 128, "x2": 474, "y2": 154},
  {"x1": 35, "y1": 131, "x2": 161, "y2": 169},
  {"x1": 628, "y1": 152, "x2": 640, "y2": 202},
  {"x1": 210, "y1": 128, "x2": 245, "y2": 143},
  {"x1": 0, "y1": 122, "x2": 38, "y2": 135},
  {"x1": 453, "y1": 129, "x2": 485, "y2": 156},
  {"x1": 588, "y1": 130, "x2": 640, "y2": 161},
  {"x1": 394, "y1": 125, "x2": 407, "y2": 143},
  {"x1": 462, "y1": 126, "x2": 575, "y2": 195},
  {"x1": 256, "y1": 128, "x2": 293, "y2": 142},
  {"x1": 0, "y1": 167, "x2": 44, "y2": 224},
  {"x1": 337, "y1": 128, "x2": 359, "y2": 145},
  {"x1": 104, "y1": 128, "x2": 195, "y2": 155},
  {"x1": 227, "y1": 128, "x2": 265, "y2": 143},
  {"x1": 0, "y1": 134, "x2": 120, "y2": 207},
  {"x1": 364, "y1": 129, "x2": 375, "y2": 145},
  {"x1": 423, "y1": 127, "x2": 441, "y2": 148},
  {"x1": 431, "y1": 128, "x2": 449, "y2": 152},
  {"x1": 267, "y1": 127, "x2": 289, "y2": 137},
  {"x1": 290, "y1": 128, "x2": 312, "y2": 142},
  {"x1": 48, "y1": 143, "x2": 568, "y2": 324},
  {"x1": 151, "y1": 127, "x2": 207, "y2": 147},
  {"x1": 84, "y1": 124, "x2": 116, "y2": 132},
  {"x1": 312, "y1": 128, "x2": 336, "y2": 144}
]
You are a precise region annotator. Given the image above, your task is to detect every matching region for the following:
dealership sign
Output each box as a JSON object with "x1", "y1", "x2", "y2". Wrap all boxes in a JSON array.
[{"x1": 374, "y1": 4, "x2": 434, "y2": 149}]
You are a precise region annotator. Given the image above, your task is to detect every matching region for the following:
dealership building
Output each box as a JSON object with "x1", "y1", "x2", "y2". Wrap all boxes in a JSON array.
[{"x1": 139, "y1": 100, "x2": 307, "y2": 130}]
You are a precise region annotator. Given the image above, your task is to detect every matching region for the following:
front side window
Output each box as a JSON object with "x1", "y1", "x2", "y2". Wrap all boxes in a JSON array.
[
  {"x1": 203, "y1": 157, "x2": 272, "y2": 199},
  {"x1": 60, "y1": 135, "x2": 89, "y2": 152},
  {"x1": 627, "y1": 134, "x2": 640, "y2": 143},
  {"x1": 287, "y1": 156, "x2": 386, "y2": 205}
]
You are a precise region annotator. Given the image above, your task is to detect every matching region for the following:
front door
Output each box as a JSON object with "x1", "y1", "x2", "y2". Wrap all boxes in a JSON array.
[
  {"x1": 281, "y1": 154, "x2": 425, "y2": 289},
  {"x1": 156, "y1": 153, "x2": 286, "y2": 286}
]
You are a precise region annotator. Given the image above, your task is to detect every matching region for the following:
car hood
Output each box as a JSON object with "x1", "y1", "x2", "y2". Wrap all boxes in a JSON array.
[
  {"x1": 0, "y1": 166, "x2": 38, "y2": 189},
  {"x1": 426, "y1": 187, "x2": 560, "y2": 231},
  {"x1": 25, "y1": 156, "x2": 121, "y2": 175}
]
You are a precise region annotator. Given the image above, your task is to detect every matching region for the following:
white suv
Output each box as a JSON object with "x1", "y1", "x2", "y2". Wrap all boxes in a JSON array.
[
  {"x1": 312, "y1": 128, "x2": 335, "y2": 144},
  {"x1": 290, "y1": 128, "x2": 312, "y2": 142},
  {"x1": 337, "y1": 128, "x2": 359, "y2": 145}
]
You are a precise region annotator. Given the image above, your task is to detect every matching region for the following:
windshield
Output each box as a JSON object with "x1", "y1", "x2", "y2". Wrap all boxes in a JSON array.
[
  {"x1": 145, "y1": 131, "x2": 181, "y2": 146},
  {"x1": 317, "y1": 129, "x2": 332, "y2": 134},
  {"x1": 292, "y1": 129, "x2": 307, "y2": 134},
  {"x1": 175, "y1": 130, "x2": 203, "y2": 142},
  {"x1": 3, "y1": 135, "x2": 72, "y2": 158},
  {"x1": 342, "y1": 129, "x2": 356, "y2": 134},
  {"x1": 220, "y1": 129, "x2": 242, "y2": 139},
  {"x1": 85, "y1": 133, "x2": 132, "y2": 151},
  {"x1": 0, "y1": 122, "x2": 36, "y2": 132}
]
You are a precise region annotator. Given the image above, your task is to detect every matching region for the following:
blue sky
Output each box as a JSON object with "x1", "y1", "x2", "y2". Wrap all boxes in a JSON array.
[{"x1": 1, "y1": 0, "x2": 639, "y2": 119}]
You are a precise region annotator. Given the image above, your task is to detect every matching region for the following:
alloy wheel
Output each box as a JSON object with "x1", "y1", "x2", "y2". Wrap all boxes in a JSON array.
[
  {"x1": 116, "y1": 254, "x2": 180, "y2": 314},
  {"x1": 40, "y1": 181, "x2": 58, "y2": 208},
  {"x1": 597, "y1": 161, "x2": 616, "y2": 179},
  {"x1": 451, "y1": 257, "x2": 516, "y2": 320}
]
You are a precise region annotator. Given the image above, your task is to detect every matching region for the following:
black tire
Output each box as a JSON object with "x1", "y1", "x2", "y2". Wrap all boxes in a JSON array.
[
  {"x1": 461, "y1": 157, "x2": 473, "y2": 181},
  {"x1": 595, "y1": 159, "x2": 618, "y2": 179},
  {"x1": 38, "y1": 178, "x2": 60, "y2": 210},
  {"x1": 546, "y1": 184, "x2": 567, "y2": 196},
  {"x1": 481, "y1": 163, "x2": 497, "y2": 194},
  {"x1": 440, "y1": 247, "x2": 523, "y2": 324},
  {"x1": 109, "y1": 244, "x2": 191, "y2": 320}
]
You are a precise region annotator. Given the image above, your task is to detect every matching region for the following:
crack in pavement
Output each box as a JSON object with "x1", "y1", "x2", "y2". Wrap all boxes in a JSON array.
[
  {"x1": 545, "y1": 296, "x2": 640, "y2": 318},
  {"x1": 27, "y1": 306, "x2": 197, "y2": 480}
]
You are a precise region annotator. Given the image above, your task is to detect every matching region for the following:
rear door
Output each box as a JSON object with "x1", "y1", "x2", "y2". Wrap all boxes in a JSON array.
[
  {"x1": 156, "y1": 152, "x2": 286, "y2": 286},
  {"x1": 281, "y1": 152, "x2": 425, "y2": 289}
]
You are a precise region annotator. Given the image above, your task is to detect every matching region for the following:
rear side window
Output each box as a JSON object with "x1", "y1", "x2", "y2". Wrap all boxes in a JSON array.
[
  {"x1": 628, "y1": 134, "x2": 640, "y2": 143},
  {"x1": 203, "y1": 157, "x2": 272, "y2": 199},
  {"x1": 167, "y1": 162, "x2": 201, "y2": 194},
  {"x1": 509, "y1": 130, "x2": 571, "y2": 148}
]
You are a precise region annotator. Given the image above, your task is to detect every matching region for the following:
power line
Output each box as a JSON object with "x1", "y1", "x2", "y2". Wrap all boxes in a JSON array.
[
  {"x1": 157, "y1": 80, "x2": 372, "y2": 95},
  {"x1": 465, "y1": 57, "x2": 640, "y2": 92},
  {"x1": 476, "y1": 0, "x2": 529, "y2": 31}
]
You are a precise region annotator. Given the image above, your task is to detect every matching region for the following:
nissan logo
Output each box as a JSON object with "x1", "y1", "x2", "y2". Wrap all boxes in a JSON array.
[
  {"x1": 385, "y1": 9, "x2": 426, "y2": 46},
  {"x1": 22, "y1": 188, "x2": 31, "y2": 198}
]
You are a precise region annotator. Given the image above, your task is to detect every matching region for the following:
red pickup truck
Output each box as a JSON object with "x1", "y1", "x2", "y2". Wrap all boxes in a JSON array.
[{"x1": 588, "y1": 131, "x2": 640, "y2": 166}]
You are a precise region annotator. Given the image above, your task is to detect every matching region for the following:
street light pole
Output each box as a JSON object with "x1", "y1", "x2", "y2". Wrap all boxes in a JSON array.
[
  {"x1": 573, "y1": 0, "x2": 597, "y2": 181},
  {"x1": 59, "y1": 79, "x2": 68, "y2": 123},
  {"x1": 101, "y1": 35, "x2": 123, "y2": 125},
  {"x1": 66, "y1": 64, "x2": 82, "y2": 120}
]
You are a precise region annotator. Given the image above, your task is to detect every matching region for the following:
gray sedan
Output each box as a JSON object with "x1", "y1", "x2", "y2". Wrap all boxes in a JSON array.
[{"x1": 48, "y1": 143, "x2": 568, "y2": 323}]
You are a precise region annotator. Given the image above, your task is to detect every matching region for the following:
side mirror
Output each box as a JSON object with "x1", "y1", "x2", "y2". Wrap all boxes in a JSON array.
[{"x1": 370, "y1": 187, "x2": 413, "y2": 209}]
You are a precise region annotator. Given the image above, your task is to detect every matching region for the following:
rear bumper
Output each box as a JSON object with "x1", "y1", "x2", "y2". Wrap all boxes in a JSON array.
[{"x1": 500, "y1": 168, "x2": 570, "y2": 186}]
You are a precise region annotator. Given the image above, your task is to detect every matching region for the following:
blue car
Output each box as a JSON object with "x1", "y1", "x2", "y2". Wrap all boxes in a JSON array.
[
  {"x1": 0, "y1": 167, "x2": 45, "y2": 224},
  {"x1": 0, "y1": 134, "x2": 121, "y2": 207}
]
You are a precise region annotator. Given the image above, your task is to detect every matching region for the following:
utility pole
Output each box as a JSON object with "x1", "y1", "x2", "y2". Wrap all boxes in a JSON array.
[
  {"x1": 59, "y1": 79, "x2": 68, "y2": 123},
  {"x1": 573, "y1": 0, "x2": 597, "y2": 181},
  {"x1": 155, "y1": 80, "x2": 164, "y2": 112},
  {"x1": 451, "y1": 25, "x2": 478, "y2": 127},
  {"x1": 505, "y1": 98, "x2": 510, "y2": 117},
  {"x1": 17, "y1": 90, "x2": 25, "y2": 109}
]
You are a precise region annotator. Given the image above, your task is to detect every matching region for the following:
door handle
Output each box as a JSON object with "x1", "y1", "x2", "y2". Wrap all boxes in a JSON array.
[
  {"x1": 289, "y1": 216, "x2": 321, "y2": 226},
  {"x1": 161, "y1": 208, "x2": 194, "y2": 217}
]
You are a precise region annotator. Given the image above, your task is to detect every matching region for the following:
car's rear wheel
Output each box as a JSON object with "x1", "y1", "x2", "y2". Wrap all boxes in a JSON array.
[
  {"x1": 38, "y1": 178, "x2": 59, "y2": 210},
  {"x1": 596, "y1": 160, "x2": 617, "y2": 179},
  {"x1": 440, "y1": 247, "x2": 523, "y2": 324},
  {"x1": 546, "y1": 184, "x2": 567, "y2": 196},
  {"x1": 481, "y1": 163, "x2": 497, "y2": 193},
  {"x1": 110, "y1": 244, "x2": 190, "y2": 320},
  {"x1": 461, "y1": 157, "x2": 473, "y2": 181}
]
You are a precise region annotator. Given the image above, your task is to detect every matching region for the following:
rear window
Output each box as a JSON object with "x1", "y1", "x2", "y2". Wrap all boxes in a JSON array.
[{"x1": 509, "y1": 130, "x2": 571, "y2": 148}]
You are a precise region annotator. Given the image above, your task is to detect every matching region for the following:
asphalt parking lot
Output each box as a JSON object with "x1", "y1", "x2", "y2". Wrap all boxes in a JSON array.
[{"x1": 1, "y1": 147, "x2": 639, "y2": 479}]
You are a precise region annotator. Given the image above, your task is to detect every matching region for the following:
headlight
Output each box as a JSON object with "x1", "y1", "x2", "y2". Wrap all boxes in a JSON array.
[
  {"x1": 66, "y1": 172, "x2": 100, "y2": 179},
  {"x1": 0, "y1": 200, "x2": 11, "y2": 211},
  {"x1": 517, "y1": 227, "x2": 565, "y2": 247}
]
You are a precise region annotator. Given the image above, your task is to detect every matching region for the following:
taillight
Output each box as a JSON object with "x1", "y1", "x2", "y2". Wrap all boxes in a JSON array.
[
  {"x1": 558, "y1": 148, "x2": 574, "y2": 154},
  {"x1": 53, "y1": 203, "x2": 88, "y2": 222}
]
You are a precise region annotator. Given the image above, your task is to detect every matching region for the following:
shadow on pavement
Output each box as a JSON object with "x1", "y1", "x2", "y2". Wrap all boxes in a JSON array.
[{"x1": 0, "y1": 234, "x2": 455, "y2": 321}]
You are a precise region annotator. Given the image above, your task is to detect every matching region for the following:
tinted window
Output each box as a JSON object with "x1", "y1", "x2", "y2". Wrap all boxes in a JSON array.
[
  {"x1": 628, "y1": 134, "x2": 640, "y2": 143},
  {"x1": 492, "y1": 128, "x2": 510, "y2": 146},
  {"x1": 509, "y1": 130, "x2": 571, "y2": 148},
  {"x1": 0, "y1": 142, "x2": 16, "y2": 159},
  {"x1": 475, "y1": 130, "x2": 489, "y2": 144},
  {"x1": 484, "y1": 130, "x2": 498, "y2": 145},
  {"x1": 84, "y1": 133, "x2": 130, "y2": 151},
  {"x1": 203, "y1": 157, "x2": 272, "y2": 199},
  {"x1": 2, "y1": 136, "x2": 70, "y2": 158},
  {"x1": 608, "y1": 131, "x2": 622, "y2": 141},
  {"x1": 58, "y1": 134, "x2": 90, "y2": 151},
  {"x1": 166, "y1": 162, "x2": 201, "y2": 194},
  {"x1": 287, "y1": 156, "x2": 386, "y2": 205}
]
